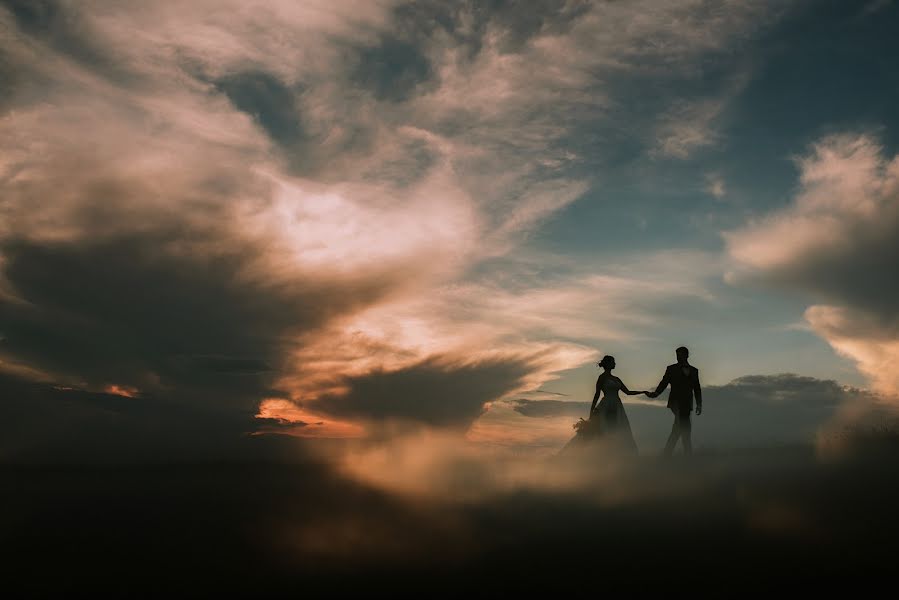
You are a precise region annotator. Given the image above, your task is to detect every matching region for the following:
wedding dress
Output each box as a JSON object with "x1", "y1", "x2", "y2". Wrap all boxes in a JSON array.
[{"x1": 561, "y1": 377, "x2": 638, "y2": 454}]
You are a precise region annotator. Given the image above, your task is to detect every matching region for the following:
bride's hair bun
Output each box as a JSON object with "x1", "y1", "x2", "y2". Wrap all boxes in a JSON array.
[{"x1": 598, "y1": 355, "x2": 615, "y2": 368}]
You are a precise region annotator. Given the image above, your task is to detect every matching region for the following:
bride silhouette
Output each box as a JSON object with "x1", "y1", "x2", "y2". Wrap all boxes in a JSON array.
[{"x1": 561, "y1": 355, "x2": 644, "y2": 454}]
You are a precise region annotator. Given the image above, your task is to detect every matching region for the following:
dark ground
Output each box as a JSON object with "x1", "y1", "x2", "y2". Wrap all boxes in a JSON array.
[{"x1": 3, "y1": 440, "x2": 899, "y2": 595}]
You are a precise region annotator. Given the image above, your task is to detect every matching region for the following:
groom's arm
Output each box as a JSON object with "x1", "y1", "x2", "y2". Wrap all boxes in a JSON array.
[
  {"x1": 649, "y1": 367, "x2": 671, "y2": 398},
  {"x1": 693, "y1": 369, "x2": 703, "y2": 414}
]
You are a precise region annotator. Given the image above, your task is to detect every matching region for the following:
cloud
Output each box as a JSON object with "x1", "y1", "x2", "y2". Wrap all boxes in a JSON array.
[
  {"x1": 726, "y1": 133, "x2": 899, "y2": 393},
  {"x1": 706, "y1": 172, "x2": 727, "y2": 199},
  {"x1": 653, "y1": 97, "x2": 726, "y2": 159},
  {"x1": 804, "y1": 306, "x2": 899, "y2": 394},
  {"x1": 0, "y1": 1, "x2": 790, "y2": 458},
  {"x1": 314, "y1": 354, "x2": 542, "y2": 428},
  {"x1": 694, "y1": 374, "x2": 880, "y2": 446},
  {"x1": 0, "y1": 231, "x2": 397, "y2": 388},
  {"x1": 0, "y1": 370, "x2": 318, "y2": 463},
  {"x1": 513, "y1": 398, "x2": 586, "y2": 419}
]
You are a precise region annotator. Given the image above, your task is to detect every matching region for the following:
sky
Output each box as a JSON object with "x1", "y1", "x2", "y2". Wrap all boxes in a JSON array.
[{"x1": 2, "y1": 0, "x2": 899, "y2": 461}]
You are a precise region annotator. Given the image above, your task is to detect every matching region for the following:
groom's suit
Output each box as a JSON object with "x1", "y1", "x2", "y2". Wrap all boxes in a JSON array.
[
  {"x1": 652, "y1": 362, "x2": 702, "y2": 455},
  {"x1": 654, "y1": 363, "x2": 702, "y2": 417}
]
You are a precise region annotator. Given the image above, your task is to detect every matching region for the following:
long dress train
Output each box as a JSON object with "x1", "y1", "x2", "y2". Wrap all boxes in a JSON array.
[{"x1": 560, "y1": 377, "x2": 638, "y2": 455}]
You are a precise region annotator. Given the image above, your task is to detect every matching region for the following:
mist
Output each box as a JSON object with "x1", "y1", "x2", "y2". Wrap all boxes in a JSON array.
[{"x1": 5, "y1": 423, "x2": 899, "y2": 594}]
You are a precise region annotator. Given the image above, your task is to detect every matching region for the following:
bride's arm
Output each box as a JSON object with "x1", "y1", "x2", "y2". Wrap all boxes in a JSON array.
[
  {"x1": 619, "y1": 381, "x2": 647, "y2": 396},
  {"x1": 590, "y1": 374, "x2": 605, "y2": 414}
]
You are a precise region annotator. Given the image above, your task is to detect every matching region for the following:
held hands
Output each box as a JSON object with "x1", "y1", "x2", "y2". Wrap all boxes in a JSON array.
[{"x1": 644, "y1": 391, "x2": 658, "y2": 398}]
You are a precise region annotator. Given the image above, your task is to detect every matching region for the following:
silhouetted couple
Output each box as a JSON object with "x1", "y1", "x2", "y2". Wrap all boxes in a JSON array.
[{"x1": 564, "y1": 346, "x2": 702, "y2": 456}]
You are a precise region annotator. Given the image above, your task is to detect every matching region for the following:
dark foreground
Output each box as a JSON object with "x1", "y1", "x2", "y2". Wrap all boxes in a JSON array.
[{"x1": 3, "y1": 442, "x2": 898, "y2": 595}]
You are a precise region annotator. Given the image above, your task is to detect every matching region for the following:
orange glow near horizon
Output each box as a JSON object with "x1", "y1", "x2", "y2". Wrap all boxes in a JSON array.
[
  {"x1": 255, "y1": 398, "x2": 366, "y2": 438},
  {"x1": 104, "y1": 384, "x2": 140, "y2": 398}
]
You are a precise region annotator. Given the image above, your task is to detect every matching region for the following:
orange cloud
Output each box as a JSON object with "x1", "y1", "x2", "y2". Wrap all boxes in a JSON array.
[
  {"x1": 104, "y1": 384, "x2": 140, "y2": 398},
  {"x1": 726, "y1": 133, "x2": 899, "y2": 395},
  {"x1": 255, "y1": 398, "x2": 365, "y2": 439},
  {"x1": 805, "y1": 306, "x2": 899, "y2": 396}
]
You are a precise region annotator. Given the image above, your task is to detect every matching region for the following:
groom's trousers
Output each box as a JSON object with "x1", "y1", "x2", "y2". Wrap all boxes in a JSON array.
[{"x1": 663, "y1": 411, "x2": 692, "y2": 455}]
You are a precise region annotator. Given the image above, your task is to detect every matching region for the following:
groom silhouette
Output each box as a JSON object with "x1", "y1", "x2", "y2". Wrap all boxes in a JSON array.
[{"x1": 648, "y1": 346, "x2": 702, "y2": 456}]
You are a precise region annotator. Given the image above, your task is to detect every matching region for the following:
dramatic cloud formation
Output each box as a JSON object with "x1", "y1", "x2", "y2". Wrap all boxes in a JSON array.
[
  {"x1": 726, "y1": 134, "x2": 899, "y2": 394},
  {"x1": 0, "y1": 0, "x2": 796, "y2": 457},
  {"x1": 19, "y1": 0, "x2": 896, "y2": 459}
]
